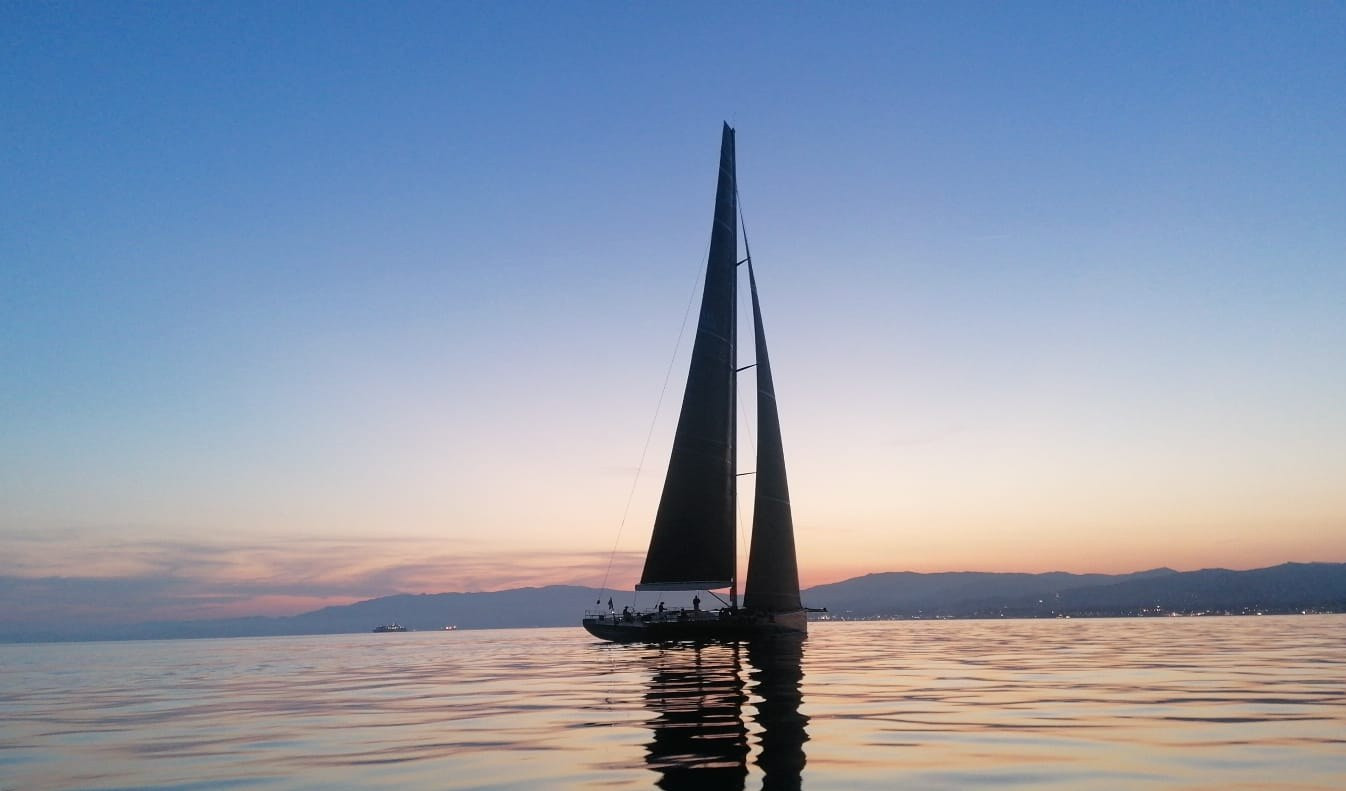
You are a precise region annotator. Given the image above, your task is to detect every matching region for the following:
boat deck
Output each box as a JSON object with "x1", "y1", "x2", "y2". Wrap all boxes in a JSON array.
[{"x1": 582, "y1": 607, "x2": 806, "y2": 642}]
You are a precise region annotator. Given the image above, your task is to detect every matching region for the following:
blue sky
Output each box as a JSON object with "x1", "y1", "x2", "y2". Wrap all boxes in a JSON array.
[{"x1": 2, "y1": 2, "x2": 1344, "y2": 625}]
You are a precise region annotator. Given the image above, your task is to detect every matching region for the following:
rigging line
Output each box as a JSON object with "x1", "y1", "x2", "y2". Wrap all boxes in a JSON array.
[
  {"x1": 735, "y1": 479, "x2": 749, "y2": 586},
  {"x1": 733, "y1": 182, "x2": 759, "y2": 455},
  {"x1": 737, "y1": 186, "x2": 753, "y2": 267},
  {"x1": 599, "y1": 236, "x2": 712, "y2": 601},
  {"x1": 735, "y1": 383, "x2": 756, "y2": 570},
  {"x1": 732, "y1": 183, "x2": 758, "y2": 585},
  {"x1": 738, "y1": 375, "x2": 758, "y2": 451}
]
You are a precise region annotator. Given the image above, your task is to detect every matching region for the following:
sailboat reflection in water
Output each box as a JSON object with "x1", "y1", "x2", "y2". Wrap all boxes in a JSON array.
[
  {"x1": 643, "y1": 636, "x2": 808, "y2": 790},
  {"x1": 745, "y1": 636, "x2": 809, "y2": 787},
  {"x1": 644, "y1": 643, "x2": 748, "y2": 789}
]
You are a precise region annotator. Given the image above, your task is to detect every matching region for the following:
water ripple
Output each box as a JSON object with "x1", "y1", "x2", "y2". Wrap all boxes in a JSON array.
[{"x1": 1, "y1": 615, "x2": 1343, "y2": 789}]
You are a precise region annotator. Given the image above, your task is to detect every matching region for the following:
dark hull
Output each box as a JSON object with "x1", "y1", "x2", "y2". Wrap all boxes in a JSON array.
[{"x1": 582, "y1": 609, "x2": 806, "y2": 643}]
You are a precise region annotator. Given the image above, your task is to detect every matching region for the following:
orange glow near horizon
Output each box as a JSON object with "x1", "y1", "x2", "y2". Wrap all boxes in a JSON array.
[{"x1": 3, "y1": 524, "x2": 1343, "y2": 622}]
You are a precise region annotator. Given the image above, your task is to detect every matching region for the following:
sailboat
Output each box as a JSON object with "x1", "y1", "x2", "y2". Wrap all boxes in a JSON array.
[{"x1": 582, "y1": 123, "x2": 809, "y2": 642}]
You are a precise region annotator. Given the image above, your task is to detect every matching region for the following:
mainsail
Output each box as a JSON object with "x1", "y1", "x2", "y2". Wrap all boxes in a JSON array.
[
  {"x1": 743, "y1": 261, "x2": 802, "y2": 611},
  {"x1": 638, "y1": 123, "x2": 739, "y2": 591}
]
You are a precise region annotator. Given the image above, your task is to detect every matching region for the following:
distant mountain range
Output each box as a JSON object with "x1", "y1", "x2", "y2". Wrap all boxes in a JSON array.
[
  {"x1": 804, "y1": 562, "x2": 1346, "y2": 618},
  {"x1": 5, "y1": 562, "x2": 1343, "y2": 642}
]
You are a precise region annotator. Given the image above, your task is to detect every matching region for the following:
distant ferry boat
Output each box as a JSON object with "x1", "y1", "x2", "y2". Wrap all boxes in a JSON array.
[{"x1": 372, "y1": 624, "x2": 407, "y2": 633}]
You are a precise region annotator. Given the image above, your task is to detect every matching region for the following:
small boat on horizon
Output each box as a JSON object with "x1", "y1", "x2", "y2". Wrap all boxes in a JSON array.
[{"x1": 372, "y1": 623, "x2": 407, "y2": 633}]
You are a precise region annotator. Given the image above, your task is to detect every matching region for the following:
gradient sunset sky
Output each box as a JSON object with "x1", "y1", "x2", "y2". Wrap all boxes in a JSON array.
[{"x1": 4, "y1": 2, "x2": 1344, "y2": 624}]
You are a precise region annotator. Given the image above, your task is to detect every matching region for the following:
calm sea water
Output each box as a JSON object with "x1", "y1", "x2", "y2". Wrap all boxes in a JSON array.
[{"x1": 2, "y1": 616, "x2": 1342, "y2": 790}]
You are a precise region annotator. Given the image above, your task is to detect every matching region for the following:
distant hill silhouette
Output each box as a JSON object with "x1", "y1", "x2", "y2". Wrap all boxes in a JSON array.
[
  {"x1": 3, "y1": 563, "x2": 1343, "y2": 642},
  {"x1": 1042, "y1": 562, "x2": 1346, "y2": 615},
  {"x1": 810, "y1": 562, "x2": 1346, "y2": 618},
  {"x1": 7, "y1": 585, "x2": 604, "y2": 643},
  {"x1": 802, "y1": 567, "x2": 1179, "y2": 616}
]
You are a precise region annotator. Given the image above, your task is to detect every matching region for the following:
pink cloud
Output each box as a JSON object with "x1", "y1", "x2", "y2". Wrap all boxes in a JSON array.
[{"x1": 0, "y1": 531, "x2": 645, "y2": 623}]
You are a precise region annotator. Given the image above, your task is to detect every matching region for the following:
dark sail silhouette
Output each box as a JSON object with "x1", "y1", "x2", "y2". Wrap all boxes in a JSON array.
[
  {"x1": 583, "y1": 124, "x2": 811, "y2": 642},
  {"x1": 743, "y1": 262, "x2": 802, "y2": 613},
  {"x1": 640, "y1": 123, "x2": 739, "y2": 592}
]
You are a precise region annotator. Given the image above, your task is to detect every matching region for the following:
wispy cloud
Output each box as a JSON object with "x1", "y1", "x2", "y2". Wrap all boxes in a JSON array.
[{"x1": 0, "y1": 531, "x2": 644, "y2": 625}]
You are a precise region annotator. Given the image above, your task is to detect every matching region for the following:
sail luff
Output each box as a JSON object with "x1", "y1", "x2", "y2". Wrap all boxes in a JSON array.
[
  {"x1": 742, "y1": 260, "x2": 803, "y2": 612},
  {"x1": 638, "y1": 123, "x2": 738, "y2": 590}
]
